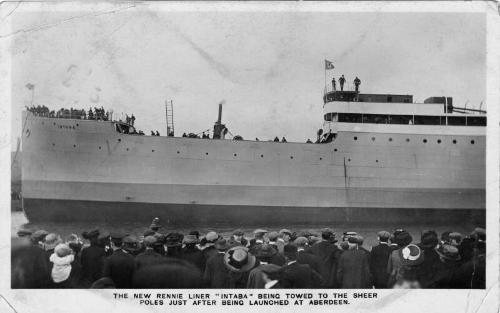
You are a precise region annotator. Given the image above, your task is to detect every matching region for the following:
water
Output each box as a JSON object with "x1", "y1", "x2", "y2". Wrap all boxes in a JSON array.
[{"x1": 11, "y1": 211, "x2": 480, "y2": 249}]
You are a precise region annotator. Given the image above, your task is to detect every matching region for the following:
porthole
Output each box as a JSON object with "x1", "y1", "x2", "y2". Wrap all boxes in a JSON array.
[
  {"x1": 152, "y1": 149, "x2": 155, "y2": 152},
  {"x1": 406, "y1": 138, "x2": 410, "y2": 142},
  {"x1": 423, "y1": 139, "x2": 427, "y2": 143},
  {"x1": 389, "y1": 138, "x2": 393, "y2": 142},
  {"x1": 98, "y1": 146, "x2": 101, "y2": 149},
  {"x1": 126, "y1": 148, "x2": 129, "y2": 151},
  {"x1": 177, "y1": 151, "x2": 180, "y2": 154},
  {"x1": 376, "y1": 160, "x2": 379, "y2": 163},
  {"x1": 118, "y1": 139, "x2": 121, "y2": 142},
  {"x1": 290, "y1": 156, "x2": 294, "y2": 159},
  {"x1": 205, "y1": 152, "x2": 208, "y2": 155},
  {"x1": 234, "y1": 153, "x2": 237, "y2": 157},
  {"x1": 52, "y1": 143, "x2": 55, "y2": 147},
  {"x1": 76, "y1": 123, "x2": 79, "y2": 126},
  {"x1": 334, "y1": 148, "x2": 338, "y2": 152},
  {"x1": 471, "y1": 140, "x2": 475, "y2": 145},
  {"x1": 354, "y1": 137, "x2": 358, "y2": 141},
  {"x1": 260, "y1": 154, "x2": 264, "y2": 158},
  {"x1": 319, "y1": 157, "x2": 323, "y2": 160},
  {"x1": 437, "y1": 139, "x2": 441, "y2": 144},
  {"x1": 348, "y1": 158, "x2": 351, "y2": 162},
  {"x1": 73, "y1": 144, "x2": 76, "y2": 148},
  {"x1": 453, "y1": 140, "x2": 457, "y2": 144},
  {"x1": 371, "y1": 137, "x2": 375, "y2": 141},
  {"x1": 53, "y1": 122, "x2": 56, "y2": 125}
]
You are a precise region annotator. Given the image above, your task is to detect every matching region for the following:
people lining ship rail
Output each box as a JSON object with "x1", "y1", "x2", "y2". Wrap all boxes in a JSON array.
[
  {"x1": 11, "y1": 225, "x2": 486, "y2": 289},
  {"x1": 331, "y1": 77, "x2": 336, "y2": 91}
]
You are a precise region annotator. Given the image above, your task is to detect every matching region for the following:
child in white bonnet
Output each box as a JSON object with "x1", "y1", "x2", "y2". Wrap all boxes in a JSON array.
[{"x1": 50, "y1": 243, "x2": 74, "y2": 283}]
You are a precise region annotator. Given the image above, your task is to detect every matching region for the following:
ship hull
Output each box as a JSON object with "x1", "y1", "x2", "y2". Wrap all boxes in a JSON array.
[
  {"x1": 23, "y1": 198, "x2": 485, "y2": 226},
  {"x1": 20, "y1": 113, "x2": 486, "y2": 225}
]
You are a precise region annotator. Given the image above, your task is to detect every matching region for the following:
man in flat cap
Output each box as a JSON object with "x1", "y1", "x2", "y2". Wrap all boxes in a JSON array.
[
  {"x1": 277, "y1": 229, "x2": 292, "y2": 255},
  {"x1": 229, "y1": 229, "x2": 248, "y2": 247},
  {"x1": 310, "y1": 228, "x2": 342, "y2": 287},
  {"x1": 135, "y1": 236, "x2": 165, "y2": 271},
  {"x1": 337, "y1": 236, "x2": 371, "y2": 288},
  {"x1": 249, "y1": 229, "x2": 267, "y2": 255},
  {"x1": 280, "y1": 244, "x2": 322, "y2": 288},
  {"x1": 369, "y1": 230, "x2": 391, "y2": 288},
  {"x1": 295, "y1": 237, "x2": 322, "y2": 277},
  {"x1": 181, "y1": 235, "x2": 204, "y2": 272},
  {"x1": 80, "y1": 229, "x2": 106, "y2": 287},
  {"x1": 247, "y1": 244, "x2": 281, "y2": 288},
  {"x1": 103, "y1": 233, "x2": 135, "y2": 288}
]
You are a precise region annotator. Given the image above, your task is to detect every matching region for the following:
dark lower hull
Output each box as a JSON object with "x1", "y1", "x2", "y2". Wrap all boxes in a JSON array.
[{"x1": 22, "y1": 198, "x2": 485, "y2": 227}]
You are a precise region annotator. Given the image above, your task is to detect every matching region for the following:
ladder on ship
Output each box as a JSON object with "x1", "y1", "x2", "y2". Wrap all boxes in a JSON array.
[{"x1": 165, "y1": 100, "x2": 174, "y2": 136}]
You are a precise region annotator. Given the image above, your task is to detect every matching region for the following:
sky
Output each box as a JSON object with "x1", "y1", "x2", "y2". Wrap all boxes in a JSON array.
[{"x1": 8, "y1": 7, "x2": 486, "y2": 146}]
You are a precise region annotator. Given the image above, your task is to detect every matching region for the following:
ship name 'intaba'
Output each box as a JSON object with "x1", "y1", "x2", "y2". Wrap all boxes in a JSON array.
[{"x1": 21, "y1": 79, "x2": 486, "y2": 224}]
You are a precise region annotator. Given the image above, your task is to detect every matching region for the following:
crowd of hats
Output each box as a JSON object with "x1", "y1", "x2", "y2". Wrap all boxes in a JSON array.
[{"x1": 12, "y1": 218, "x2": 486, "y2": 289}]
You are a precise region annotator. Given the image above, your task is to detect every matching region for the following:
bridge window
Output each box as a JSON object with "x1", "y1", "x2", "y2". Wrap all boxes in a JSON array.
[
  {"x1": 363, "y1": 114, "x2": 388, "y2": 124},
  {"x1": 447, "y1": 116, "x2": 466, "y2": 126},
  {"x1": 414, "y1": 116, "x2": 442, "y2": 125},
  {"x1": 467, "y1": 116, "x2": 486, "y2": 126},
  {"x1": 339, "y1": 113, "x2": 362, "y2": 123},
  {"x1": 389, "y1": 115, "x2": 413, "y2": 124}
]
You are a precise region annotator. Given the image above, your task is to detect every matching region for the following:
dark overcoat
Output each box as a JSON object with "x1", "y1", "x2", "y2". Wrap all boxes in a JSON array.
[{"x1": 103, "y1": 249, "x2": 135, "y2": 288}]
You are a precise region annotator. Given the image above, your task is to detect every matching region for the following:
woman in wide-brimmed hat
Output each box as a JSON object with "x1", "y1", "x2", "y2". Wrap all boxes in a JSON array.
[
  {"x1": 392, "y1": 244, "x2": 424, "y2": 289},
  {"x1": 432, "y1": 244, "x2": 462, "y2": 288},
  {"x1": 387, "y1": 230, "x2": 413, "y2": 287},
  {"x1": 224, "y1": 246, "x2": 257, "y2": 288},
  {"x1": 417, "y1": 230, "x2": 441, "y2": 288}
]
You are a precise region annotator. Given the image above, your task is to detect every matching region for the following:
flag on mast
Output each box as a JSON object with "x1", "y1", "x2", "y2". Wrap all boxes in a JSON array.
[{"x1": 325, "y1": 59, "x2": 335, "y2": 70}]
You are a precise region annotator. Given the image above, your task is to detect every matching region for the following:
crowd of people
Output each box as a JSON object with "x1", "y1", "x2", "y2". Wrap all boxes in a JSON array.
[
  {"x1": 11, "y1": 218, "x2": 486, "y2": 289},
  {"x1": 26, "y1": 105, "x2": 119, "y2": 122}
]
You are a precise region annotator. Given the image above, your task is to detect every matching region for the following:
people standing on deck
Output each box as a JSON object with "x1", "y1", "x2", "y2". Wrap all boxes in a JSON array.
[
  {"x1": 331, "y1": 77, "x2": 336, "y2": 91},
  {"x1": 339, "y1": 75, "x2": 346, "y2": 91},
  {"x1": 354, "y1": 76, "x2": 361, "y2": 92}
]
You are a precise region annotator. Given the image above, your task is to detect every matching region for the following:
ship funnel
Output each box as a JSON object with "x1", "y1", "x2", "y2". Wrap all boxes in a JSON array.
[
  {"x1": 213, "y1": 101, "x2": 226, "y2": 140},
  {"x1": 217, "y1": 102, "x2": 223, "y2": 124}
]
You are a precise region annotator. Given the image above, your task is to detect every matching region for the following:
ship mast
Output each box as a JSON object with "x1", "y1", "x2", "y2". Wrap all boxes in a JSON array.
[{"x1": 165, "y1": 100, "x2": 174, "y2": 136}]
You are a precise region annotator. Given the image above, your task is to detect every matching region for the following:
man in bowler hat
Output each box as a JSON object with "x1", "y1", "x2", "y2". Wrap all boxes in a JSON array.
[{"x1": 203, "y1": 239, "x2": 231, "y2": 288}]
